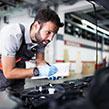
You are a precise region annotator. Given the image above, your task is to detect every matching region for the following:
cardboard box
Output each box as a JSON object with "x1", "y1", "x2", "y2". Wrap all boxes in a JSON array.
[{"x1": 82, "y1": 62, "x2": 95, "y2": 75}]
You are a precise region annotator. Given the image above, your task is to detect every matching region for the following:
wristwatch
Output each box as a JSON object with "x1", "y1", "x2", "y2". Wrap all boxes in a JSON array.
[{"x1": 33, "y1": 67, "x2": 39, "y2": 76}]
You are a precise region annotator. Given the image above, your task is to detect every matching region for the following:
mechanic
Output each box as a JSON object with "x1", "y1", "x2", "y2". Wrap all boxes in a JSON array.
[{"x1": 0, "y1": 8, "x2": 64, "y2": 94}]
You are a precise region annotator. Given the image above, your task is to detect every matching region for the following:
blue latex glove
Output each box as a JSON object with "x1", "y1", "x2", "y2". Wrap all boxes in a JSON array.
[
  {"x1": 38, "y1": 65, "x2": 58, "y2": 80},
  {"x1": 48, "y1": 65, "x2": 58, "y2": 76}
]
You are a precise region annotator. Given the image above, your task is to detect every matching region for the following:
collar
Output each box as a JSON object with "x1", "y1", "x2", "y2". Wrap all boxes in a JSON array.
[
  {"x1": 24, "y1": 23, "x2": 33, "y2": 44},
  {"x1": 24, "y1": 24, "x2": 38, "y2": 47}
]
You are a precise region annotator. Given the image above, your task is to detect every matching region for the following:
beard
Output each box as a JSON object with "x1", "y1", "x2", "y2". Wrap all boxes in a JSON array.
[{"x1": 35, "y1": 32, "x2": 50, "y2": 47}]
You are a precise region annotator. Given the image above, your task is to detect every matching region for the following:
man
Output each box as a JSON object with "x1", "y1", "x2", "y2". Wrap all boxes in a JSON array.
[
  {"x1": 0, "y1": 8, "x2": 63, "y2": 93},
  {"x1": 103, "y1": 57, "x2": 107, "y2": 67}
]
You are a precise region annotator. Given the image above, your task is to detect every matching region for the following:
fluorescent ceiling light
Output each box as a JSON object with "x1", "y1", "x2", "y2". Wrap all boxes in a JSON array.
[{"x1": 81, "y1": 19, "x2": 109, "y2": 35}]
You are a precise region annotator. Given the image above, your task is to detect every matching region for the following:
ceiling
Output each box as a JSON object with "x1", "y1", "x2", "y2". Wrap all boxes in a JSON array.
[
  {"x1": 0, "y1": 0, "x2": 80, "y2": 17},
  {"x1": 0, "y1": 0, "x2": 79, "y2": 9},
  {"x1": 0, "y1": 0, "x2": 109, "y2": 32},
  {"x1": 70, "y1": 6, "x2": 109, "y2": 31}
]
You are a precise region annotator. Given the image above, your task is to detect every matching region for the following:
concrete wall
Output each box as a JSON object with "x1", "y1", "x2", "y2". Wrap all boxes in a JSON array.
[{"x1": 54, "y1": 0, "x2": 109, "y2": 73}]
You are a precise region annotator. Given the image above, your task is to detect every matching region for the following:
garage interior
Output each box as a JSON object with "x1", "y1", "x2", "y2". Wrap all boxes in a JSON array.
[{"x1": 0, "y1": 0, "x2": 109, "y2": 109}]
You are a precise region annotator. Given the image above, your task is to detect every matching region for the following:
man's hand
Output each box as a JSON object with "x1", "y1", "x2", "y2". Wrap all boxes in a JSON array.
[
  {"x1": 48, "y1": 65, "x2": 58, "y2": 76},
  {"x1": 38, "y1": 64, "x2": 58, "y2": 80}
]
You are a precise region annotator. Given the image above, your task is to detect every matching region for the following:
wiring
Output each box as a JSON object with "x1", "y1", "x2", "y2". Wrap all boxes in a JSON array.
[{"x1": 87, "y1": 0, "x2": 98, "y2": 71}]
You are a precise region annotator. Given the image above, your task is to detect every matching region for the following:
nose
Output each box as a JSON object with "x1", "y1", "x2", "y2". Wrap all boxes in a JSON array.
[{"x1": 47, "y1": 34, "x2": 54, "y2": 41}]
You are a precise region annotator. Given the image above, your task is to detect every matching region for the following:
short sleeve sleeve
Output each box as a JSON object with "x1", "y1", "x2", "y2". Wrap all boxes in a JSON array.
[
  {"x1": 0, "y1": 24, "x2": 22, "y2": 57},
  {"x1": 1, "y1": 34, "x2": 17, "y2": 57}
]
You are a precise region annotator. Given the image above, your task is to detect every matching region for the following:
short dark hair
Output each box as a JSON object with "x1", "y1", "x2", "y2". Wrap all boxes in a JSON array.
[{"x1": 34, "y1": 8, "x2": 64, "y2": 28}]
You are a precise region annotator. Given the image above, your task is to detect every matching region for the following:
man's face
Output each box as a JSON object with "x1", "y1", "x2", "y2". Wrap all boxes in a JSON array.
[{"x1": 35, "y1": 21, "x2": 59, "y2": 47}]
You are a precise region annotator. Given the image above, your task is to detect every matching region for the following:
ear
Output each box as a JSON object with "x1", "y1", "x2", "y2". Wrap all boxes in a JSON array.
[{"x1": 33, "y1": 21, "x2": 40, "y2": 33}]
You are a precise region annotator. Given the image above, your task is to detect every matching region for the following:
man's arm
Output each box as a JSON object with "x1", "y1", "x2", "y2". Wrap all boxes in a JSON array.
[
  {"x1": 1, "y1": 55, "x2": 34, "y2": 79},
  {"x1": 35, "y1": 52, "x2": 47, "y2": 66}
]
